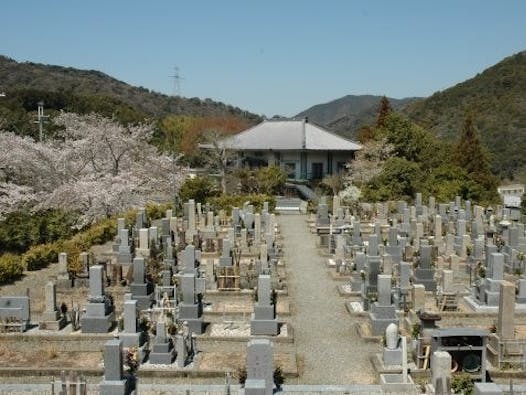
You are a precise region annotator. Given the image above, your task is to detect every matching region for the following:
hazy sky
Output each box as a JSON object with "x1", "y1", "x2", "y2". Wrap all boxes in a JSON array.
[{"x1": 1, "y1": 1, "x2": 525, "y2": 117}]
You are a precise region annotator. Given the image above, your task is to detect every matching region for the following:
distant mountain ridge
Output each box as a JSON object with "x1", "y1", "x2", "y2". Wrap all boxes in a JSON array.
[
  {"x1": 295, "y1": 95, "x2": 420, "y2": 139},
  {"x1": 0, "y1": 55, "x2": 261, "y2": 122}
]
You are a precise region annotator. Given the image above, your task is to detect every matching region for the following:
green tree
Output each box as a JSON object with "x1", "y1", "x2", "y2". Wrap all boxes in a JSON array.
[
  {"x1": 453, "y1": 115, "x2": 492, "y2": 175},
  {"x1": 376, "y1": 96, "x2": 392, "y2": 129},
  {"x1": 453, "y1": 114, "x2": 499, "y2": 203},
  {"x1": 363, "y1": 157, "x2": 421, "y2": 201}
]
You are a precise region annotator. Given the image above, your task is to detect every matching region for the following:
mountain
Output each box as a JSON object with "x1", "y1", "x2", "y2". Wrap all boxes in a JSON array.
[
  {"x1": 0, "y1": 55, "x2": 261, "y2": 122},
  {"x1": 295, "y1": 95, "x2": 419, "y2": 139},
  {"x1": 404, "y1": 50, "x2": 526, "y2": 180}
]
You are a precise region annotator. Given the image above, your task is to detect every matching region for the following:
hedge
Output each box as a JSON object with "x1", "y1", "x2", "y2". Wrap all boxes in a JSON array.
[
  {"x1": 0, "y1": 253, "x2": 24, "y2": 284},
  {"x1": 0, "y1": 202, "x2": 173, "y2": 283},
  {"x1": 206, "y1": 194, "x2": 276, "y2": 215}
]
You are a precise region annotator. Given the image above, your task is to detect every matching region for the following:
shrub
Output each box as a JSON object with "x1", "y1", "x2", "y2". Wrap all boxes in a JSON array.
[
  {"x1": 179, "y1": 176, "x2": 220, "y2": 203},
  {"x1": 0, "y1": 253, "x2": 24, "y2": 284},
  {"x1": 21, "y1": 242, "x2": 61, "y2": 271},
  {"x1": 451, "y1": 372, "x2": 474, "y2": 394},
  {"x1": 207, "y1": 194, "x2": 275, "y2": 215},
  {"x1": 146, "y1": 202, "x2": 173, "y2": 220}
]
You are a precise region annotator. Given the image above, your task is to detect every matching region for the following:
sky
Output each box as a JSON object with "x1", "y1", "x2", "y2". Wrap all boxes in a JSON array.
[{"x1": 1, "y1": 1, "x2": 525, "y2": 117}]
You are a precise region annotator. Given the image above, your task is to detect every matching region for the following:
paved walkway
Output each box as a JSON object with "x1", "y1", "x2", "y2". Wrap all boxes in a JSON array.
[{"x1": 279, "y1": 214, "x2": 378, "y2": 384}]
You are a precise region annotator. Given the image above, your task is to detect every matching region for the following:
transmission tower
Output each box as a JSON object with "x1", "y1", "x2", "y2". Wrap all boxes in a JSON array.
[
  {"x1": 34, "y1": 101, "x2": 49, "y2": 142},
  {"x1": 169, "y1": 66, "x2": 184, "y2": 96}
]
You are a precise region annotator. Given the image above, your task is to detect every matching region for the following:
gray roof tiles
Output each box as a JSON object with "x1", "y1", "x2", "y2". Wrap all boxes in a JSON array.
[{"x1": 219, "y1": 119, "x2": 362, "y2": 151}]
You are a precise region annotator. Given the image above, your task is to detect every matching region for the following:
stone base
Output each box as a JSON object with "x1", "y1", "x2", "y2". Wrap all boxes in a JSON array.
[
  {"x1": 254, "y1": 305, "x2": 275, "y2": 320},
  {"x1": 250, "y1": 318, "x2": 279, "y2": 336},
  {"x1": 131, "y1": 294, "x2": 154, "y2": 311},
  {"x1": 99, "y1": 379, "x2": 129, "y2": 395},
  {"x1": 120, "y1": 331, "x2": 147, "y2": 348},
  {"x1": 244, "y1": 378, "x2": 268, "y2": 395},
  {"x1": 149, "y1": 350, "x2": 174, "y2": 364},
  {"x1": 179, "y1": 304, "x2": 199, "y2": 318},
  {"x1": 81, "y1": 312, "x2": 115, "y2": 333},
  {"x1": 383, "y1": 347, "x2": 403, "y2": 366},
  {"x1": 180, "y1": 317, "x2": 204, "y2": 334},
  {"x1": 39, "y1": 315, "x2": 67, "y2": 331}
]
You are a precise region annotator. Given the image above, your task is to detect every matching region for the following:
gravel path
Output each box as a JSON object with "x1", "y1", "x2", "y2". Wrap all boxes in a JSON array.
[{"x1": 279, "y1": 214, "x2": 378, "y2": 384}]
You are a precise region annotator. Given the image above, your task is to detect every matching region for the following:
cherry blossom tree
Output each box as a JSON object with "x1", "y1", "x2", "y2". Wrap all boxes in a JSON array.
[{"x1": 0, "y1": 113, "x2": 185, "y2": 224}]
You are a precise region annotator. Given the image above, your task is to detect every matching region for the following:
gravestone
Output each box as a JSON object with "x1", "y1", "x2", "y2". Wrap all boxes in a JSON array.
[
  {"x1": 116, "y1": 228, "x2": 133, "y2": 266},
  {"x1": 120, "y1": 297, "x2": 146, "y2": 350},
  {"x1": 81, "y1": 265, "x2": 114, "y2": 333},
  {"x1": 129, "y1": 257, "x2": 154, "y2": 310},
  {"x1": 413, "y1": 244, "x2": 436, "y2": 291},
  {"x1": 99, "y1": 339, "x2": 129, "y2": 395},
  {"x1": 57, "y1": 252, "x2": 70, "y2": 287},
  {"x1": 178, "y1": 273, "x2": 204, "y2": 334},
  {"x1": 175, "y1": 332, "x2": 188, "y2": 368},
  {"x1": 254, "y1": 213, "x2": 262, "y2": 246},
  {"x1": 136, "y1": 228, "x2": 150, "y2": 258},
  {"x1": 251, "y1": 274, "x2": 279, "y2": 335},
  {"x1": 316, "y1": 202, "x2": 330, "y2": 227},
  {"x1": 369, "y1": 274, "x2": 397, "y2": 335},
  {"x1": 181, "y1": 245, "x2": 198, "y2": 274},
  {"x1": 383, "y1": 323, "x2": 402, "y2": 366},
  {"x1": 431, "y1": 351, "x2": 451, "y2": 394},
  {"x1": 244, "y1": 339, "x2": 274, "y2": 395},
  {"x1": 498, "y1": 281, "x2": 515, "y2": 340},
  {"x1": 39, "y1": 281, "x2": 66, "y2": 330},
  {"x1": 149, "y1": 321, "x2": 175, "y2": 364},
  {"x1": 219, "y1": 238, "x2": 233, "y2": 267}
]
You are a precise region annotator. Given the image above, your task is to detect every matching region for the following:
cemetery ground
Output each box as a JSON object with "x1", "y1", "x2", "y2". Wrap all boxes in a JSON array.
[
  {"x1": 0, "y1": 211, "x2": 383, "y2": 388},
  {"x1": 2, "y1": 196, "x2": 526, "y2": 394}
]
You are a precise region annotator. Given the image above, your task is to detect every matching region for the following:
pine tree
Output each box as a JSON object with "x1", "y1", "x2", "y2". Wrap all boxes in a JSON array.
[
  {"x1": 453, "y1": 115, "x2": 491, "y2": 176},
  {"x1": 376, "y1": 96, "x2": 392, "y2": 129},
  {"x1": 453, "y1": 114, "x2": 498, "y2": 202}
]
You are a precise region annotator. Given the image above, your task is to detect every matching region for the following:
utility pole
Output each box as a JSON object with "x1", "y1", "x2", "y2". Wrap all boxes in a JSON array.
[
  {"x1": 34, "y1": 101, "x2": 49, "y2": 142},
  {"x1": 169, "y1": 66, "x2": 184, "y2": 96}
]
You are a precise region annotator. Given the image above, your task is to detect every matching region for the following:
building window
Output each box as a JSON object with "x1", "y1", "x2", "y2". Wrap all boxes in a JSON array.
[
  {"x1": 284, "y1": 162, "x2": 296, "y2": 179},
  {"x1": 311, "y1": 163, "x2": 323, "y2": 180}
]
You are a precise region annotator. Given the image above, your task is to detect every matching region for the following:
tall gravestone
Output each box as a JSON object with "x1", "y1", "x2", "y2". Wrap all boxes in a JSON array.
[
  {"x1": 120, "y1": 297, "x2": 146, "y2": 351},
  {"x1": 116, "y1": 228, "x2": 133, "y2": 267},
  {"x1": 178, "y1": 273, "x2": 204, "y2": 334},
  {"x1": 130, "y1": 257, "x2": 154, "y2": 310},
  {"x1": 149, "y1": 321, "x2": 175, "y2": 364},
  {"x1": 251, "y1": 274, "x2": 279, "y2": 335},
  {"x1": 81, "y1": 265, "x2": 114, "y2": 333},
  {"x1": 244, "y1": 339, "x2": 274, "y2": 395},
  {"x1": 100, "y1": 339, "x2": 129, "y2": 395},
  {"x1": 369, "y1": 274, "x2": 397, "y2": 335},
  {"x1": 219, "y1": 238, "x2": 233, "y2": 266},
  {"x1": 39, "y1": 281, "x2": 66, "y2": 330},
  {"x1": 413, "y1": 244, "x2": 436, "y2": 291}
]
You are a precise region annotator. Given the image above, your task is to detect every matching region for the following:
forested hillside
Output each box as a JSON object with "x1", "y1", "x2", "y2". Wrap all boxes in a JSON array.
[
  {"x1": 404, "y1": 50, "x2": 526, "y2": 180},
  {"x1": 295, "y1": 95, "x2": 419, "y2": 140},
  {"x1": 0, "y1": 55, "x2": 261, "y2": 138}
]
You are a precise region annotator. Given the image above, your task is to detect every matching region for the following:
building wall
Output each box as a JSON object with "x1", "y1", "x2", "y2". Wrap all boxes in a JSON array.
[{"x1": 241, "y1": 150, "x2": 354, "y2": 180}]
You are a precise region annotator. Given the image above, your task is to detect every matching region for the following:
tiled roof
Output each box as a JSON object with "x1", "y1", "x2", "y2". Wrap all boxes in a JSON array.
[{"x1": 218, "y1": 119, "x2": 362, "y2": 151}]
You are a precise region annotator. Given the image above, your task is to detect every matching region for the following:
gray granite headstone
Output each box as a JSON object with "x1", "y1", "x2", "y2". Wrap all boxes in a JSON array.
[{"x1": 245, "y1": 339, "x2": 274, "y2": 395}]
